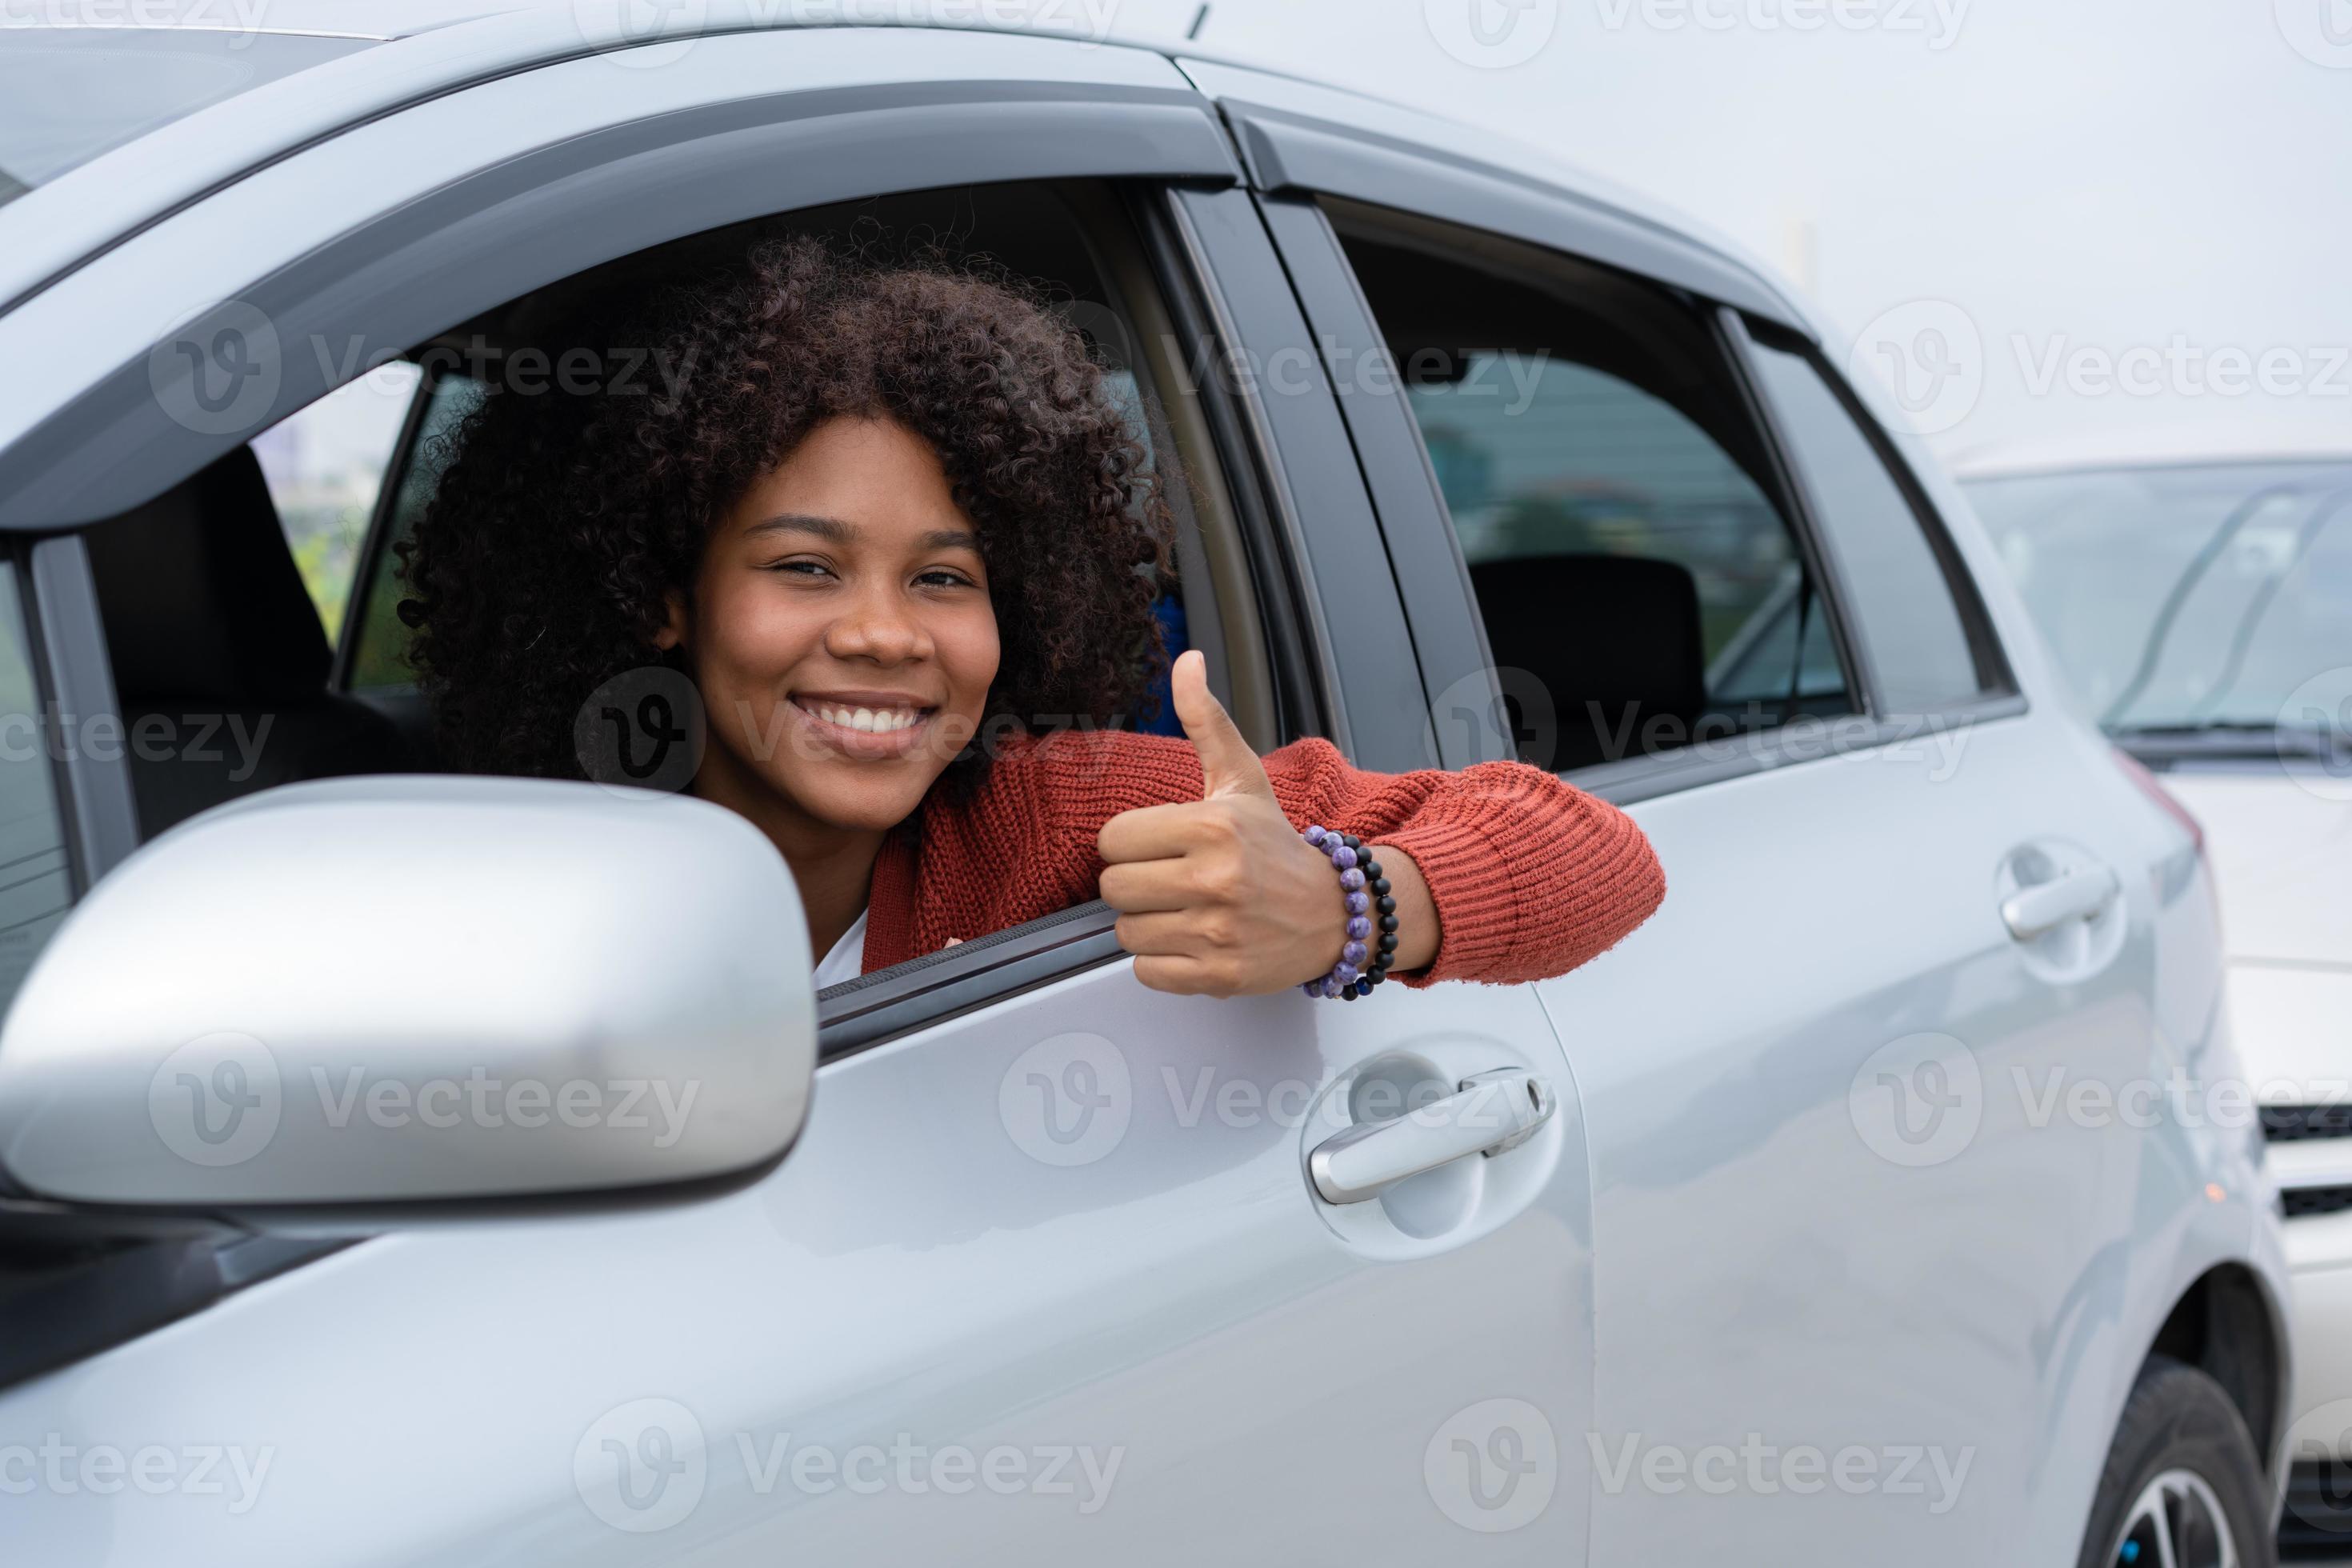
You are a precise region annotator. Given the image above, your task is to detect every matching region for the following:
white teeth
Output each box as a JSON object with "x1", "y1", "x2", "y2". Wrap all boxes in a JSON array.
[{"x1": 809, "y1": 703, "x2": 918, "y2": 734}]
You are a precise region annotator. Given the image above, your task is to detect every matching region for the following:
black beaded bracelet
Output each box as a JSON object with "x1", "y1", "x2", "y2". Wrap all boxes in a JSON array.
[{"x1": 1298, "y1": 826, "x2": 1398, "y2": 1000}]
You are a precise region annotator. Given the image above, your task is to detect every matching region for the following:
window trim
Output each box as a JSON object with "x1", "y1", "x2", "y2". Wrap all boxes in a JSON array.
[
  {"x1": 1163, "y1": 182, "x2": 1438, "y2": 770},
  {"x1": 1148, "y1": 185, "x2": 1338, "y2": 756},
  {"x1": 1734, "y1": 314, "x2": 2020, "y2": 712},
  {"x1": 1255, "y1": 192, "x2": 1510, "y2": 770},
  {"x1": 24, "y1": 533, "x2": 138, "y2": 889},
  {"x1": 1714, "y1": 308, "x2": 1877, "y2": 722},
  {"x1": 1568, "y1": 698, "x2": 2030, "y2": 807},
  {"x1": 1202, "y1": 83, "x2": 1814, "y2": 334},
  {"x1": 819, "y1": 899, "x2": 1123, "y2": 1063}
]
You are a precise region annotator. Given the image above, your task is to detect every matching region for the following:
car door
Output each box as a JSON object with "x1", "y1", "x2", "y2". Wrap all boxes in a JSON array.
[
  {"x1": 1198, "y1": 60, "x2": 2192, "y2": 1561},
  {"x1": 0, "y1": 28, "x2": 1606, "y2": 1566}
]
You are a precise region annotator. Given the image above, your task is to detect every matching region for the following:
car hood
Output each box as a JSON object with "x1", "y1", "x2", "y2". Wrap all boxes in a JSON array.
[{"x1": 2161, "y1": 770, "x2": 2352, "y2": 968}]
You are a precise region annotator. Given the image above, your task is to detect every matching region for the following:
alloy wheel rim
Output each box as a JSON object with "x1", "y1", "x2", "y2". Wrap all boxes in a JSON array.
[{"x1": 2111, "y1": 1467, "x2": 2238, "y2": 1568}]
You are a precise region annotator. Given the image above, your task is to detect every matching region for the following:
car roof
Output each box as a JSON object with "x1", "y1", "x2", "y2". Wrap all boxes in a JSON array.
[{"x1": 1, "y1": 1, "x2": 1802, "y2": 334}]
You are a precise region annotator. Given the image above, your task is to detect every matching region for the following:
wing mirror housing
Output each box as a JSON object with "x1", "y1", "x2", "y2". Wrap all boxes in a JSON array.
[{"x1": 0, "y1": 777, "x2": 814, "y2": 1223}]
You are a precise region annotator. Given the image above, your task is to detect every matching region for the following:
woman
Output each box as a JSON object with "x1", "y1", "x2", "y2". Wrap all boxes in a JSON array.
[{"x1": 401, "y1": 237, "x2": 1665, "y2": 995}]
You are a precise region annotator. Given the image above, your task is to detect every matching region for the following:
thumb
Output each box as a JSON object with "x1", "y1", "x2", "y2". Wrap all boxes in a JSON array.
[{"x1": 1172, "y1": 649, "x2": 1273, "y2": 800}]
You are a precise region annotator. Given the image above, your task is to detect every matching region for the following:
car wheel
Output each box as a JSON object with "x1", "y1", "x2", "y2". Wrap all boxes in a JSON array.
[{"x1": 2078, "y1": 1355, "x2": 2274, "y2": 1568}]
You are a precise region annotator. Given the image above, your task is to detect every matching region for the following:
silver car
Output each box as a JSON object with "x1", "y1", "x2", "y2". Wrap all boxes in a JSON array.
[{"x1": 0, "y1": 6, "x2": 2294, "y2": 1564}]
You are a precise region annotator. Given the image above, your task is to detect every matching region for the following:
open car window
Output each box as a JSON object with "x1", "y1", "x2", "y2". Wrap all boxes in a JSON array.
[{"x1": 78, "y1": 179, "x2": 1288, "y2": 1050}]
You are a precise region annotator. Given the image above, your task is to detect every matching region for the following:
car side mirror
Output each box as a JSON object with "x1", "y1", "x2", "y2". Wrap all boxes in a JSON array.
[{"x1": 0, "y1": 777, "x2": 814, "y2": 1222}]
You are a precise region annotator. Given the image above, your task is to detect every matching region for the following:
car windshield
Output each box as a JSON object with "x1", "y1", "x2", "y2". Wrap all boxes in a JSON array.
[
  {"x1": 1965, "y1": 458, "x2": 2352, "y2": 738},
  {"x1": 0, "y1": 27, "x2": 373, "y2": 209}
]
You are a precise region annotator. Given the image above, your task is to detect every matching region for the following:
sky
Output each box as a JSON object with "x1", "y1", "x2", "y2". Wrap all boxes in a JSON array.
[{"x1": 1176, "y1": 0, "x2": 2352, "y2": 464}]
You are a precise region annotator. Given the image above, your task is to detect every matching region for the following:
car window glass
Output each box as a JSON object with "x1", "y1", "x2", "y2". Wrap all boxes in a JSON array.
[
  {"x1": 251, "y1": 362, "x2": 421, "y2": 644},
  {"x1": 344, "y1": 370, "x2": 485, "y2": 691},
  {"x1": 1326, "y1": 202, "x2": 1857, "y2": 773},
  {"x1": 0, "y1": 562, "x2": 73, "y2": 1010},
  {"x1": 1743, "y1": 339, "x2": 1992, "y2": 714}
]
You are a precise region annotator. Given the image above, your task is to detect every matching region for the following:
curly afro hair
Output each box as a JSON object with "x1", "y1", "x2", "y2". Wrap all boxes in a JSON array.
[{"x1": 397, "y1": 234, "x2": 1174, "y2": 798}]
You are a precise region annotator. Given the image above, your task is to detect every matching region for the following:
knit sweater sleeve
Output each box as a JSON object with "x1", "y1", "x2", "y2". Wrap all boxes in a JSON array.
[{"x1": 1018, "y1": 729, "x2": 1665, "y2": 988}]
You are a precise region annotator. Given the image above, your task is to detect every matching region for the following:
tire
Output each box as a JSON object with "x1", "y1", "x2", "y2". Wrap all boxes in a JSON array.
[{"x1": 2077, "y1": 1354, "x2": 2275, "y2": 1568}]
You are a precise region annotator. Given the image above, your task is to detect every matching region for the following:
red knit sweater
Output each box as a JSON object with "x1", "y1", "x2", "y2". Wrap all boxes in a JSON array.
[{"x1": 862, "y1": 730, "x2": 1666, "y2": 986}]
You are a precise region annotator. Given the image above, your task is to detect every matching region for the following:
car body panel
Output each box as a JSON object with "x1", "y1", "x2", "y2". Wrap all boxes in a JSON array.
[
  {"x1": 2, "y1": 950, "x2": 1601, "y2": 1564},
  {"x1": 2162, "y1": 771, "x2": 2352, "y2": 970},
  {"x1": 1557, "y1": 701, "x2": 2254, "y2": 1556}
]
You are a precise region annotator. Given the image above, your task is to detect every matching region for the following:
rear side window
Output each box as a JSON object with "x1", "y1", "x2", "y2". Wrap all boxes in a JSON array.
[
  {"x1": 0, "y1": 562, "x2": 72, "y2": 1011},
  {"x1": 1742, "y1": 336, "x2": 2000, "y2": 714},
  {"x1": 1326, "y1": 202, "x2": 1858, "y2": 773}
]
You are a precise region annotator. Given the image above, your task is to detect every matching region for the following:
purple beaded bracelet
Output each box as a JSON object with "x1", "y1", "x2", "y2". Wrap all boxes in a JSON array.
[{"x1": 1298, "y1": 826, "x2": 1401, "y2": 1001}]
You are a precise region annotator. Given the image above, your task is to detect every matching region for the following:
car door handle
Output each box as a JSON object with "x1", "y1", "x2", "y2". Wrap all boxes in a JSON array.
[
  {"x1": 2000, "y1": 863, "x2": 2120, "y2": 942},
  {"x1": 1309, "y1": 1070, "x2": 1554, "y2": 1205}
]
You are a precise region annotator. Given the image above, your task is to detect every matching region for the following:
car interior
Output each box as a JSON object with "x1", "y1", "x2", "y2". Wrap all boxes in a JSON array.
[{"x1": 79, "y1": 448, "x2": 408, "y2": 837}]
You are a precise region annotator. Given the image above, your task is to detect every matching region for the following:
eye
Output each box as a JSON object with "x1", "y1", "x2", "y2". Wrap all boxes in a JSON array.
[
  {"x1": 915, "y1": 568, "x2": 979, "y2": 590},
  {"x1": 763, "y1": 558, "x2": 834, "y2": 580}
]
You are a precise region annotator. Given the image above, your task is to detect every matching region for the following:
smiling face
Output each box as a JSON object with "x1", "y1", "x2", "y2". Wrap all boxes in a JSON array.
[{"x1": 660, "y1": 414, "x2": 1000, "y2": 846}]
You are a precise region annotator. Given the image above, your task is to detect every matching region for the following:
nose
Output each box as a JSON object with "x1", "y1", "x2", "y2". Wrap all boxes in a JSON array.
[{"x1": 823, "y1": 578, "x2": 932, "y2": 666}]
